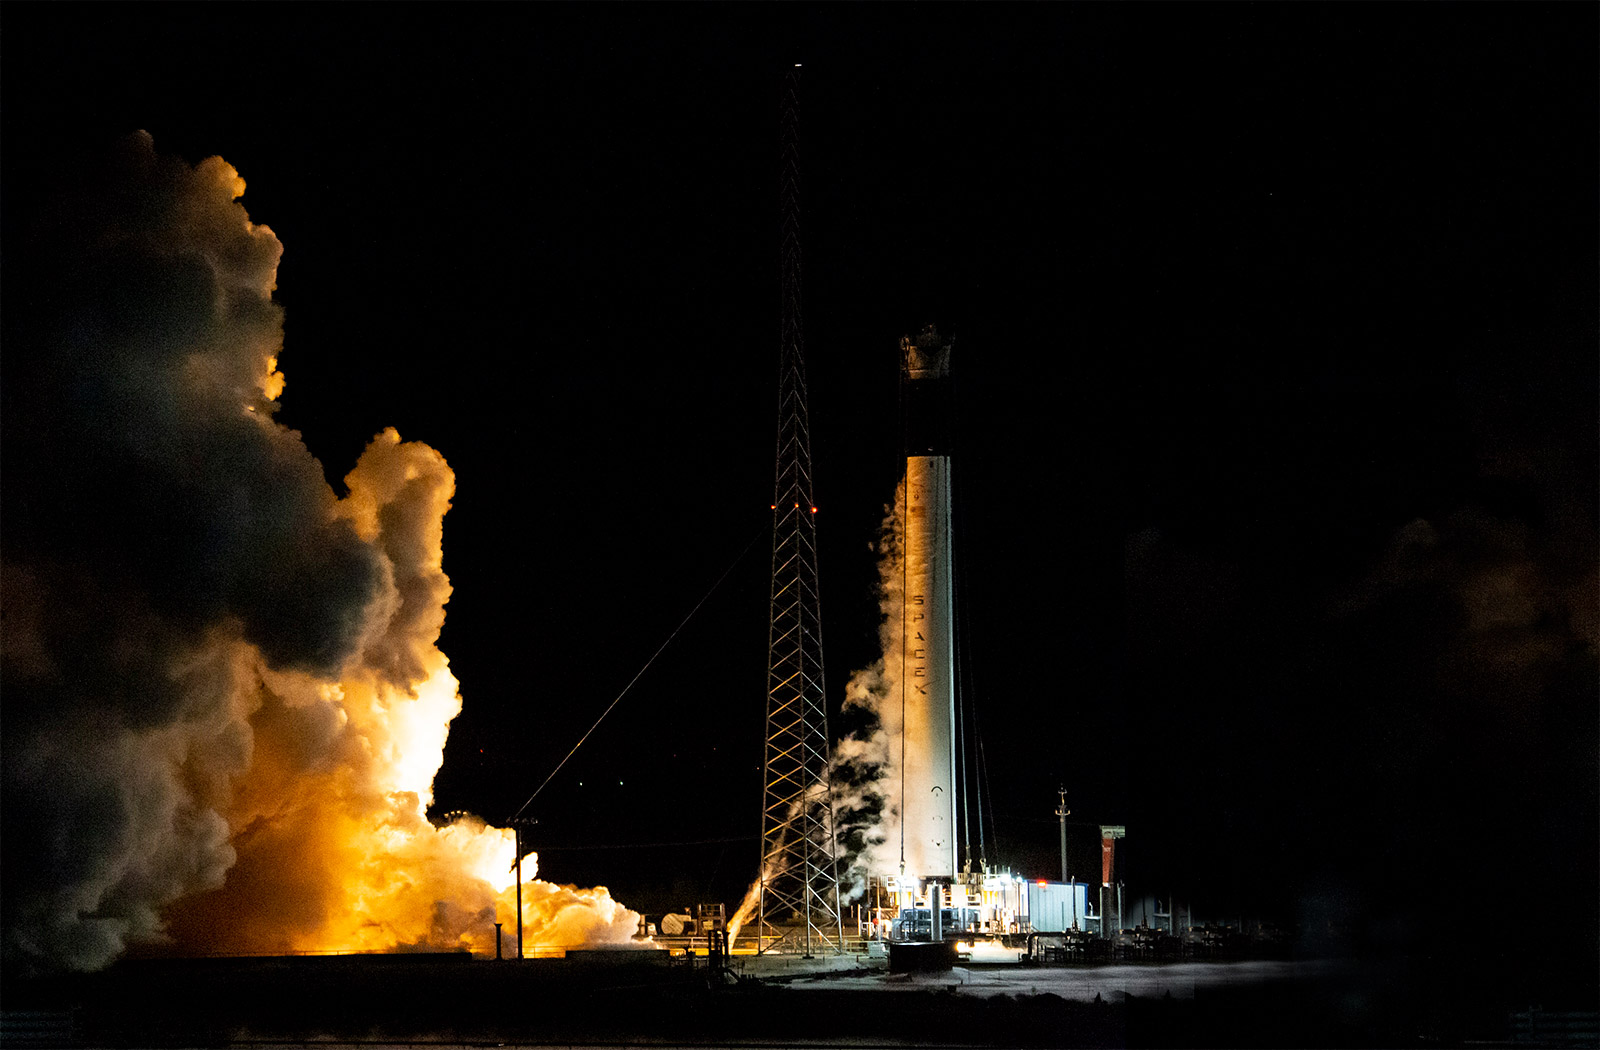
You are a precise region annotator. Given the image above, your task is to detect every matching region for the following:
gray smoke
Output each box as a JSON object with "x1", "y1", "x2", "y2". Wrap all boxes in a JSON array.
[{"x1": 0, "y1": 133, "x2": 389, "y2": 972}]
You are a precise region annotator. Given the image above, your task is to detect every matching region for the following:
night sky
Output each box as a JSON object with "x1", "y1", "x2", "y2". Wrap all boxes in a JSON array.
[{"x1": 4, "y1": 2, "x2": 1596, "y2": 1018}]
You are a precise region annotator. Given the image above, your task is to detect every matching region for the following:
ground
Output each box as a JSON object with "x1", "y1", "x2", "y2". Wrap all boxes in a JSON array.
[{"x1": 2, "y1": 948, "x2": 1574, "y2": 1048}]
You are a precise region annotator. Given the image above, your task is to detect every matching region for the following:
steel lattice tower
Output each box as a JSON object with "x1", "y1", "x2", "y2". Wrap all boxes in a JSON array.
[{"x1": 757, "y1": 65, "x2": 845, "y2": 955}]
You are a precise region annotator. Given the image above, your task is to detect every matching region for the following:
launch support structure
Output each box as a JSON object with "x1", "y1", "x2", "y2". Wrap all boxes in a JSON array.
[
  {"x1": 754, "y1": 63, "x2": 845, "y2": 955},
  {"x1": 868, "y1": 329, "x2": 1077, "y2": 962},
  {"x1": 859, "y1": 330, "x2": 1129, "y2": 962}
]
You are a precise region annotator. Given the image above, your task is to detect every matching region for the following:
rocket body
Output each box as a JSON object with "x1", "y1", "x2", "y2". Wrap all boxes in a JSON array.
[
  {"x1": 901, "y1": 453, "x2": 956, "y2": 880},
  {"x1": 898, "y1": 328, "x2": 957, "y2": 882}
]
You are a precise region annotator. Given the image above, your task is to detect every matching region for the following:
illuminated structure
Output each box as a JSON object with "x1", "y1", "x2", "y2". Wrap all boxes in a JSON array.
[
  {"x1": 754, "y1": 64, "x2": 846, "y2": 954},
  {"x1": 897, "y1": 326, "x2": 958, "y2": 883},
  {"x1": 874, "y1": 326, "x2": 976, "y2": 960},
  {"x1": 869, "y1": 329, "x2": 1092, "y2": 964}
]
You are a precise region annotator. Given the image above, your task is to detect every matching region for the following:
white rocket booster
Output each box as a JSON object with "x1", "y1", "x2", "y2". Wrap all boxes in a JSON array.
[{"x1": 898, "y1": 327, "x2": 956, "y2": 882}]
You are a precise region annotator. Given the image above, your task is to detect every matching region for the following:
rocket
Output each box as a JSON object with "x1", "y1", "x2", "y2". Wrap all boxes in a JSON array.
[{"x1": 898, "y1": 326, "x2": 957, "y2": 882}]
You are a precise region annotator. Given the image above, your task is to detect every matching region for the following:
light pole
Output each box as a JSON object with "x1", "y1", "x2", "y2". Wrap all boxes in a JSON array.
[
  {"x1": 509, "y1": 817, "x2": 538, "y2": 958},
  {"x1": 1056, "y1": 787, "x2": 1070, "y2": 883}
]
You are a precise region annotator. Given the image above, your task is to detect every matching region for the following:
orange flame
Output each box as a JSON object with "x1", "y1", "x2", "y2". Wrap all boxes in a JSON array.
[
  {"x1": 159, "y1": 431, "x2": 644, "y2": 958},
  {"x1": 726, "y1": 875, "x2": 763, "y2": 950}
]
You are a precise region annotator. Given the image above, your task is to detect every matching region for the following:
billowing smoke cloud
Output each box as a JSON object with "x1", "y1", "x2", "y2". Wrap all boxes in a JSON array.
[
  {"x1": 1336, "y1": 509, "x2": 1596, "y2": 693},
  {"x1": 827, "y1": 483, "x2": 908, "y2": 902},
  {"x1": 0, "y1": 133, "x2": 639, "y2": 973}
]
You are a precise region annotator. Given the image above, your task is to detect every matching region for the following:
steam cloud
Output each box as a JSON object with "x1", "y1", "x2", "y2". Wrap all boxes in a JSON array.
[
  {"x1": 827, "y1": 483, "x2": 909, "y2": 902},
  {"x1": 0, "y1": 133, "x2": 639, "y2": 973}
]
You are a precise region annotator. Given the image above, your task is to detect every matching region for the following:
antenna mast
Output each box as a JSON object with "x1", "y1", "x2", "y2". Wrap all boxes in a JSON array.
[{"x1": 756, "y1": 63, "x2": 845, "y2": 955}]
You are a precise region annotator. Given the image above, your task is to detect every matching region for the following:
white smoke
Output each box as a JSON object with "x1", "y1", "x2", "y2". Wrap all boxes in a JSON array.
[{"x1": 826, "y1": 479, "x2": 909, "y2": 903}]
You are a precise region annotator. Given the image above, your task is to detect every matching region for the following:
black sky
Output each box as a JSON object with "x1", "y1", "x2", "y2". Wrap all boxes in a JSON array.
[{"x1": 4, "y1": 2, "x2": 1596, "y2": 1016}]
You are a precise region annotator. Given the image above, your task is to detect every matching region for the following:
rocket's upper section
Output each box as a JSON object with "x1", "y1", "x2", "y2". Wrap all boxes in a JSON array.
[
  {"x1": 900, "y1": 325, "x2": 952, "y2": 381},
  {"x1": 900, "y1": 325, "x2": 954, "y2": 456}
]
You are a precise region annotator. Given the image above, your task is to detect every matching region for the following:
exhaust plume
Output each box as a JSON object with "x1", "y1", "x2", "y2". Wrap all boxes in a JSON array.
[{"x1": 0, "y1": 132, "x2": 639, "y2": 972}]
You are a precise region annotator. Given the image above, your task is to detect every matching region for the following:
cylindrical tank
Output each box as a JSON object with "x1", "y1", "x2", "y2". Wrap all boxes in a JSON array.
[{"x1": 898, "y1": 327, "x2": 956, "y2": 882}]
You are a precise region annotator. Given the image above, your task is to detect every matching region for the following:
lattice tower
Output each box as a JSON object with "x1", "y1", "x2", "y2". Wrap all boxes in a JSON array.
[{"x1": 757, "y1": 64, "x2": 845, "y2": 954}]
